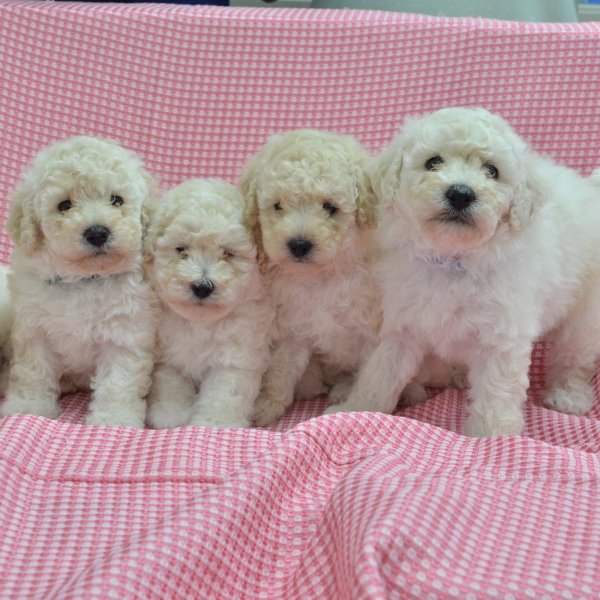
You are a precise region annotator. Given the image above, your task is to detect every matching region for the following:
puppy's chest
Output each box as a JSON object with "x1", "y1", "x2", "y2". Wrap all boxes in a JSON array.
[
  {"x1": 272, "y1": 270, "x2": 378, "y2": 348},
  {"x1": 19, "y1": 274, "x2": 155, "y2": 374},
  {"x1": 32, "y1": 276, "x2": 152, "y2": 341},
  {"x1": 158, "y1": 309, "x2": 268, "y2": 380},
  {"x1": 386, "y1": 269, "x2": 497, "y2": 342}
]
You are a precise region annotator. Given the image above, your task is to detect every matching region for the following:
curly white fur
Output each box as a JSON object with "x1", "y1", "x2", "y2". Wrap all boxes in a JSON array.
[
  {"x1": 0, "y1": 136, "x2": 159, "y2": 428},
  {"x1": 145, "y1": 179, "x2": 274, "y2": 429},
  {"x1": 327, "y1": 107, "x2": 600, "y2": 437}
]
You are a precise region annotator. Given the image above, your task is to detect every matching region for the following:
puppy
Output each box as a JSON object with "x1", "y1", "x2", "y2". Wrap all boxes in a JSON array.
[
  {"x1": 240, "y1": 129, "x2": 387, "y2": 426},
  {"x1": 145, "y1": 179, "x2": 274, "y2": 429},
  {"x1": 326, "y1": 107, "x2": 600, "y2": 437},
  {"x1": 1, "y1": 137, "x2": 158, "y2": 428}
]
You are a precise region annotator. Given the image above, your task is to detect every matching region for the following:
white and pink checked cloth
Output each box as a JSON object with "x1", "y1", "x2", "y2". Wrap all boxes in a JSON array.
[{"x1": 1, "y1": 2, "x2": 600, "y2": 598}]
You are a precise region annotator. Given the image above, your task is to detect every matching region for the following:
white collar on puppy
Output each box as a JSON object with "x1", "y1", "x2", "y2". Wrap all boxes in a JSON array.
[
  {"x1": 46, "y1": 274, "x2": 107, "y2": 286},
  {"x1": 414, "y1": 252, "x2": 467, "y2": 273}
]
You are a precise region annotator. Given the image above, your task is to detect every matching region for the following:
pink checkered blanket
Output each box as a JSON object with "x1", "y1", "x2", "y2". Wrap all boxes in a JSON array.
[{"x1": 1, "y1": 2, "x2": 600, "y2": 598}]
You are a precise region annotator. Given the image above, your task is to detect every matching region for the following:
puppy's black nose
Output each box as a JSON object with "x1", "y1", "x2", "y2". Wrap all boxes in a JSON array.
[
  {"x1": 287, "y1": 238, "x2": 313, "y2": 259},
  {"x1": 83, "y1": 225, "x2": 111, "y2": 247},
  {"x1": 445, "y1": 185, "x2": 476, "y2": 212},
  {"x1": 191, "y1": 280, "x2": 215, "y2": 299}
]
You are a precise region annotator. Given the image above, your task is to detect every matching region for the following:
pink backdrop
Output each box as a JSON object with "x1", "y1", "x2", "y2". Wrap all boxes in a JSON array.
[{"x1": 1, "y1": 2, "x2": 600, "y2": 599}]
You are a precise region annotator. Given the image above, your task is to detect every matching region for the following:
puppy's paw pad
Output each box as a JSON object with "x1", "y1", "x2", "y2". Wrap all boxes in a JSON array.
[
  {"x1": 399, "y1": 381, "x2": 429, "y2": 407},
  {"x1": 544, "y1": 384, "x2": 594, "y2": 416}
]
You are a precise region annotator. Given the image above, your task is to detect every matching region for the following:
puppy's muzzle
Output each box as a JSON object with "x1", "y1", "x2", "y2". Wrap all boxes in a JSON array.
[
  {"x1": 287, "y1": 237, "x2": 313, "y2": 260},
  {"x1": 83, "y1": 225, "x2": 111, "y2": 248},
  {"x1": 190, "y1": 279, "x2": 215, "y2": 300},
  {"x1": 445, "y1": 185, "x2": 476, "y2": 212}
]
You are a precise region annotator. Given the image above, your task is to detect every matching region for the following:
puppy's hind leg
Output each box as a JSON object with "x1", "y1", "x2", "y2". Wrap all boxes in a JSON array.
[
  {"x1": 253, "y1": 338, "x2": 311, "y2": 426},
  {"x1": 295, "y1": 355, "x2": 327, "y2": 401},
  {"x1": 544, "y1": 287, "x2": 600, "y2": 416},
  {"x1": 326, "y1": 371, "x2": 355, "y2": 406},
  {"x1": 147, "y1": 363, "x2": 195, "y2": 429}
]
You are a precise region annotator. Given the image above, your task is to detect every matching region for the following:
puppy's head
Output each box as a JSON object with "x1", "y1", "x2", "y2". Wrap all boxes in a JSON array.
[
  {"x1": 9, "y1": 136, "x2": 156, "y2": 276},
  {"x1": 146, "y1": 179, "x2": 258, "y2": 322},
  {"x1": 371, "y1": 107, "x2": 544, "y2": 254},
  {"x1": 240, "y1": 129, "x2": 377, "y2": 274}
]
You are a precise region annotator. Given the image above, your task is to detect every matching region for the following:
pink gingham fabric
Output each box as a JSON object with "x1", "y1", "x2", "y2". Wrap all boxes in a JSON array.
[{"x1": 1, "y1": 2, "x2": 600, "y2": 598}]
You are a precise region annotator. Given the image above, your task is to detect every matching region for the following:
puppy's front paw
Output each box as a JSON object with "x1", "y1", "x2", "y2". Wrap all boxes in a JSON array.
[
  {"x1": 147, "y1": 401, "x2": 193, "y2": 430},
  {"x1": 544, "y1": 381, "x2": 594, "y2": 416},
  {"x1": 253, "y1": 392, "x2": 287, "y2": 427},
  {"x1": 465, "y1": 410, "x2": 524, "y2": 438},
  {"x1": 0, "y1": 394, "x2": 61, "y2": 420},
  {"x1": 327, "y1": 378, "x2": 354, "y2": 407},
  {"x1": 323, "y1": 400, "x2": 363, "y2": 416}
]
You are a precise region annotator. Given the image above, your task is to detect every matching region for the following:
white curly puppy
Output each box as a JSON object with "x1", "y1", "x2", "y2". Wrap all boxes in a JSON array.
[
  {"x1": 0, "y1": 136, "x2": 158, "y2": 428},
  {"x1": 145, "y1": 179, "x2": 274, "y2": 429},
  {"x1": 239, "y1": 129, "x2": 386, "y2": 426},
  {"x1": 326, "y1": 107, "x2": 600, "y2": 437}
]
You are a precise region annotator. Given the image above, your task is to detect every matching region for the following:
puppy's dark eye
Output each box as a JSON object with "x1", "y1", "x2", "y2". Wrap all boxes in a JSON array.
[
  {"x1": 274, "y1": 202, "x2": 282, "y2": 212},
  {"x1": 484, "y1": 164, "x2": 499, "y2": 180},
  {"x1": 176, "y1": 246, "x2": 188, "y2": 257},
  {"x1": 425, "y1": 156, "x2": 444, "y2": 171},
  {"x1": 110, "y1": 195, "x2": 124, "y2": 206},
  {"x1": 323, "y1": 202, "x2": 338, "y2": 216},
  {"x1": 58, "y1": 199, "x2": 72, "y2": 212},
  {"x1": 222, "y1": 249, "x2": 234, "y2": 259}
]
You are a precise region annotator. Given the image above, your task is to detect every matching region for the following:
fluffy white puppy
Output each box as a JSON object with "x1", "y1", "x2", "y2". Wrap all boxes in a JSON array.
[
  {"x1": 145, "y1": 179, "x2": 274, "y2": 429},
  {"x1": 242, "y1": 128, "x2": 433, "y2": 426},
  {"x1": 327, "y1": 107, "x2": 600, "y2": 437},
  {"x1": 1, "y1": 136, "x2": 158, "y2": 428}
]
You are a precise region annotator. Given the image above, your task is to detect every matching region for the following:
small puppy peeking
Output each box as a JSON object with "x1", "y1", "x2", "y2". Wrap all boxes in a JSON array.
[
  {"x1": 328, "y1": 107, "x2": 600, "y2": 437},
  {"x1": 1, "y1": 136, "x2": 158, "y2": 428},
  {"x1": 145, "y1": 179, "x2": 274, "y2": 429}
]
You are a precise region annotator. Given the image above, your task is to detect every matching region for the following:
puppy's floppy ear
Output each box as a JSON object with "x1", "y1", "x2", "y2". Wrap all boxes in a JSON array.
[
  {"x1": 8, "y1": 175, "x2": 42, "y2": 255},
  {"x1": 239, "y1": 155, "x2": 269, "y2": 275},
  {"x1": 353, "y1": 164, "x2": 379, "y2": 228},
  {"x1": 369, "y1": 138, "x2": 404, "y2": 211},
  {"x1": 508, "y1": 153, "x2": 546, "y2": 231}
]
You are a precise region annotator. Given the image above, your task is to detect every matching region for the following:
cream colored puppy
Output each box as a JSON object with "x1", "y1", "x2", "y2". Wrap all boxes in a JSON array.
[
  {"x1": 145, "y1": 179, "x2": 274, "y2": 429},
  {"x1": 0, "y1": 137, "x2": 158, "y2": 428},
  {"x1": 327, "y1": 107, "x2": 600, "y2": 437},
  {"x1": 240, "y1": 129, "x2": 387, "y2": 426}
]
